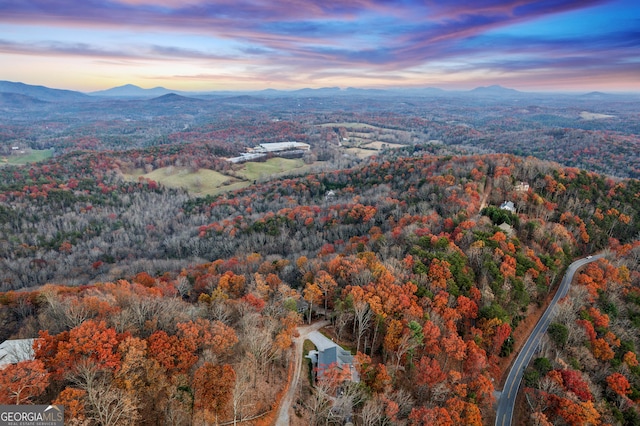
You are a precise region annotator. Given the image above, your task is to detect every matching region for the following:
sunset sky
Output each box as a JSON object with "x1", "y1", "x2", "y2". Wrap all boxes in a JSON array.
[{"x1": 0, "y1": 0, "x2": 638, "y2": 92}]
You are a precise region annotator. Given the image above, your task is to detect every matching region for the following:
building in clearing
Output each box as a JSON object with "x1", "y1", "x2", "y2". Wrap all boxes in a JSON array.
[
  {"x1": 500, "y1": 201, "x2": 516, "y2": 213},
  {"x1": 227, "y1": 141, "x2": 311, "y2": 163},
  {"x1": 227, "y1": 153, "x2": 267, "y2": 164},
  {"x1": 0, "y1": 338, "x2": 36, "y2": 368},
  {"x1": 308, "y1": 345, "x2": 359, "y2": 383},
  {"x1": 250, "y1": 142, "x2": 310, "y2": 153},
  {"x1": 515, "y1": 181, "x2": 530, "y2": 192}
]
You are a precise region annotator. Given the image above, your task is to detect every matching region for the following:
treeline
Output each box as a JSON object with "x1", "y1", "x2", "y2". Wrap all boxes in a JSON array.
[{"x1": 462, "y1": 128, "x2": 640, "y2": 179}]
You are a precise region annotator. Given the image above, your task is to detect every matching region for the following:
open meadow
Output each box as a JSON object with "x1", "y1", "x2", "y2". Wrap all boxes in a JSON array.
[
  {"x1": 1, "y1": 149, "x2": 54, "y2": 166},
  {"x1": 122, "y1": 157, "x2": 310, "y2": 196}
]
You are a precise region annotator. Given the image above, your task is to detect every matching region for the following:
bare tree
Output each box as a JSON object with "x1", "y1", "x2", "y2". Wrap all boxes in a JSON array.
[
  {"x1": 240, "y1": 313, "x2": 279, "y2": 387},
  {"x1": 175, "y1": 275, "x2": 192, "y2": 299},
  {"x1": 71, "y1": 362, "x2": 140, "y2": 426},
  {"x1": 334, "y1": 309, "x2": 353, "y2": 343},
  {"x1": 231, "y1": 359, "x2": 254, "y2": 425},
  {"x1": 360, "y1": 396, "x2": 384, "y2": 426},
  {"x1": 353, "y1": 301, "x2": 372, "y2": 354},
  {"x1": 303, "y1": 381, "x2": 332, "y2": 426}
]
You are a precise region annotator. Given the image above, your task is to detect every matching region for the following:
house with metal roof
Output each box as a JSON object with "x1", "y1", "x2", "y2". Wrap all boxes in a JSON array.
[
  {"x1": 308, "y1": 342, "x2": 359, "y2": 383},
  {"x1": 500, "y1": 201, "x2": 516, "y2": 213},
  {"x1": 0, "y1": 338, "x2": 36, "y2": 368}
]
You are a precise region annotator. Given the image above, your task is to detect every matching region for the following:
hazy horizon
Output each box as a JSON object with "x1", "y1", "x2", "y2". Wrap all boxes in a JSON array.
[{"x1": 4, "y1": 80, "x2": 640, "y2": 97}]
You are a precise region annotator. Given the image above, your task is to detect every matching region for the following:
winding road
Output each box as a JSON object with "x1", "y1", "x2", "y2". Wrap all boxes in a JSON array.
[
  {"x1": 495, "y1": 254, "x2": 604, "y2": 426},
  {"x1": 275, "y1": 320, "x2": 329, "y2": 426}
]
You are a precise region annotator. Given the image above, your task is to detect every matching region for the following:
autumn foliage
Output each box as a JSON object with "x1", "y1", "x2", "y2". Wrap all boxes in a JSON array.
[
  {"x1": 525, "y1": 252, "x2": 640, "y2": 424},
  {"x1": 0, "y1": 151, "x2": 638, "y2": 425}
]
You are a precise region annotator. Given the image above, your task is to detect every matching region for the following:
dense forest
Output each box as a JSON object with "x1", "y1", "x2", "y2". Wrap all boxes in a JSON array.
[
  {"x1": 1, "y1": 84, "x2": 639, "y2": 424},
  {"x1": 524, "y1": 249, "x2": 640, "y2": 425},
  {"x1": 1, "y1": 136, "x2": 639, "y2": 424}
]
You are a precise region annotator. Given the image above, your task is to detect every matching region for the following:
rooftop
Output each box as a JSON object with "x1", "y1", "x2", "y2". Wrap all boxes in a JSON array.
[{"x1": 0, "y1": 338, "x2": 36, "y2": 368}]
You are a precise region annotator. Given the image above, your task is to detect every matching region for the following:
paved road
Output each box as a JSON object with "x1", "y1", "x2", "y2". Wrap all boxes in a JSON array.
[
  {"x1": 495, "y1": 254, "x2": 604, "y2": 426},
  {"x1": 275, "y1": 320, "x2": 329, "y2": 426}
]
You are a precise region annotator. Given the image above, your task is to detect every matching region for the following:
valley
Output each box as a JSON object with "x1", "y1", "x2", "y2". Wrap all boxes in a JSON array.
[{"x1": 0, "y1": 81, "x2": 639, "y2": 425}]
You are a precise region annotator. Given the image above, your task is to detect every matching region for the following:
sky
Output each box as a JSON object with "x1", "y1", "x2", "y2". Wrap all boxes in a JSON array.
[{"x1": 0, "y1": 0, "x2": 639, "y2": 92}]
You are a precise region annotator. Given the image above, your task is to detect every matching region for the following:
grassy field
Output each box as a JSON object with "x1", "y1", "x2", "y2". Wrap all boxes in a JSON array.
[
  {"x1": 236, "y1": 157, "x2": 305, "y2": 181},
  {"x1": 345, "y1": 147, "x2": 378, "y2": 159},
  {"x1": 124, "y1": 167, "x2": 249, "y2": 196},
  {"x1": 580, "y1": 111, "x2": 615, "y2": 120},
  {"x1": 362, "y1": 141, "x2": 407, "y2": 150},
  {"x1": 343, "y1": 141, "x2": 407, "y2": 159},
  {"x1": 317, "y1": 122, "x2": 384, "y2": 130},
  {"x1": 2, "y1": 149, "x2": 54, "y2": 165},
  {"x1": 122, "y1": 158, "x2": 308, "y2": 196}
]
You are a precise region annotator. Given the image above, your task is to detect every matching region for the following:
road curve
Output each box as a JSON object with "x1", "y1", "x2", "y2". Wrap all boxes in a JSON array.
[
  {"x1": 495, "y1": 254, "x2": 604, "y2": 426},
  {"x1": 275, "y1": 320, "x2": 329, "y2": 426}
]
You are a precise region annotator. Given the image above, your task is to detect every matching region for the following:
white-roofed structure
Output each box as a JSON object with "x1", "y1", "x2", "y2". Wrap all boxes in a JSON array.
[
  {"x1": 227, "y1": 141, "x2": 311, "y2": 163},
  {"x1": 251, "y1": 142, "x2": 310, "y2": 153},
  {"x1": 500, "y1": 201, "x2": 516, "y2": 213},
  {"x1": 227, "y1": 153, "x2": 267, "y2": 163},
  {"x1": 0, "y1": 338, "x2": 36, "y2": 368}
]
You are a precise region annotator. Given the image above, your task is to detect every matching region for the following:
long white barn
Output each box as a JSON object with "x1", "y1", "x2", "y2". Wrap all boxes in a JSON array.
[
  {"x1": 228, "y1": 141, "x2": 311, "y2": 163},
  {"x1": 250, "y1": 142, "x2": 311, "y2": 153}
]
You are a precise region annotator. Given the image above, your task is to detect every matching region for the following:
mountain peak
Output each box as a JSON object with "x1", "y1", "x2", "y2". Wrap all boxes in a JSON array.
[
  {"x1": 470, "y1": 85, "x2": 519, "y2": 93},
  {"x1": 90, "y1": 85, "x2": 175, "y2": 98},
  {"x1": 467, "y1": 85, "x2": 521, "y2": 97},
  {"x1": 149, "y1": 93, "x2": 202, "y2": 103}
]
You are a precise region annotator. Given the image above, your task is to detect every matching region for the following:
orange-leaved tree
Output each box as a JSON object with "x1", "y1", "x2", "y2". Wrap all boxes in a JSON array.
[
  {"x1": 303, "y1": 282, "x2": 322, "y2": 324},
  {"x1": 0, "y1": 360, "x2": 50, "y2": 404},
  {"x1": 192, "y1": 362, "x2": 235, "y2": 424},
  {"x1": 606, "y1": 373, "x2": 631, "y2": 397}
]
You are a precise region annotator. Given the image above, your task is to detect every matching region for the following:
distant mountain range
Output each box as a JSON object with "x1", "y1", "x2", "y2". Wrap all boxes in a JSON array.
[
  {"x1": 0, "y1": 80, "x2": 636, "y2": 103},
  {"x1": 0, "y1": 81, "x2": 90, "y2": 102},
  {"x1": 88, "y1": 84, "x2": 448, "y2": 98},
  {"x1": 0, "y1": 92, "x2": 48, "y2": 108}
]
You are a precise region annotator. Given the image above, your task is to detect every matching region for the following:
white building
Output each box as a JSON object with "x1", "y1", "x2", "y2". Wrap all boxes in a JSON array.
[
  {"x1": 227, "y1": 153, "x2": 267, "y2": 164},
  {"x1": 251, "y1": 142, "x2": 310, "y2": 153},
  {"x1": 500, "y1": 201, "x2": 516, "y2": 213},
  {"x1": 0, "y1": 338, "x2": 36, "y2": 368}
]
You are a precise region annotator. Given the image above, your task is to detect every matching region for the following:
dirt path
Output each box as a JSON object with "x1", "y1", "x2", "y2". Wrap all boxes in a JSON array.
[
  {"x1": 479, "y1": 176, "x2": 493, "y2": 212},
  {"x1": 275, "y1": 320, "x2": 329, "y2": 426}
]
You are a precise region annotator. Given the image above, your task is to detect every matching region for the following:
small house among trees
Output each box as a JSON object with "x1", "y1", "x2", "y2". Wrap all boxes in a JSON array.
[
  {"x1": 0, "y1": 339, "x2": 36, "y2": 368},
  {"x1": 308, "y1": 345, "x2": 359, "y2": 383},
  {"x1": 500, "y1": 201, "x2": 516, "y2": 213}
]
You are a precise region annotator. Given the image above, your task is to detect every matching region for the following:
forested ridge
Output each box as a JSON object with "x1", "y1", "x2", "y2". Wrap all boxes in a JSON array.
[
  {"x1": 1, "y1": 144, "x2": 639, "y2": 424},
  {"x1": 3, "y1": 90, "x2": 640, "y2": 178},
  {"x1": 2, "y1": 148, "x2": 638, "y2": 289}
]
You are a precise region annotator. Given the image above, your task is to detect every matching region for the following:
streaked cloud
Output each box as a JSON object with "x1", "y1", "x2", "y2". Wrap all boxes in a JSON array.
[{"x1": 0, "y1": 0, "x2": 637, "y2": 91}]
